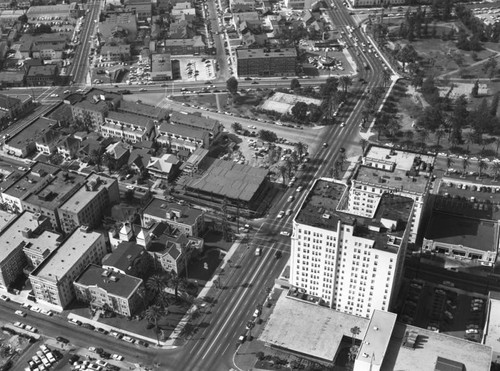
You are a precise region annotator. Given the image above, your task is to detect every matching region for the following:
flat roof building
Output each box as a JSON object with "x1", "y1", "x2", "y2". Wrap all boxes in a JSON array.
[
  {"x1": 4, "y1": 117, "x2": 59, "y2": 158},
  {"x1": 143, "y1": 197, "x2": 205, "y2": 237},
  {"x1": 57, "y1": 174, "x2": 119, "y2": 234},
  {"x1": 74, "y1": 264, "x2": 144, "y2": 317},
  {"x1": 169, "y1": 111, "x2": 223, "y2": 140},
  {"x1": 350, "y1": 145, "x2": 436, "y2": 243},
  {"x1": 236, "y1": 48, "x2": 297, "y2": 77},
  {"x1": 151, "y1": 53, "x2": 172, "y2": 81},
  {"x1": 0, "y1": 211, "x2": 52, "y2": 290},
  {"x1": 29, "y1": 227, "x2": 107, "y2": 311},
  {"x1": 291, "y1": 179, "x2": 413, "y2": 317}
]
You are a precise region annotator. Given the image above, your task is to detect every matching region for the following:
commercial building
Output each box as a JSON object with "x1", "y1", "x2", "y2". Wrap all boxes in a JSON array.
[
  {"x1": 350, "y1": 145, "x2": 435, "y2": 243},
  {"x1": 1, "y1": 162, "x2": 59, "y2": 213},
  {"x1": 57, "y1": 174, "x2": 119, "y2": 234},
  {"x1": 230, "y1": 0, "x2": 256, "y2": 12},
  {"x1": 100, "y1": 44, "x2": 131, "y2": 62},
  {"x1": 0, "y1": 211, "x2": 51, "y2": 290},
  {"x1": 351, "y1": 0, "x2": 405, "y2": 7},
  {"x1": 143, "y1": 198, "x2": 205, "y2": 237},
  {"x1": 180, "y1": 148, "x2": 210, "y2": 175},
  {"x1": 22, "y1": 170, "x2": 85, "y2": 231},
  {"x1": 236, "y1": 48, "x2": 297, "y2": 77},
  {"x1": 184, "y1": 158, "x2": 270, "y2": 214},
  {"x1": 25, "y1": 65, "x2": 58, "y2": 86},
  {"x1": 284, "y1": 0, "x2": 314, "y2": 9},
  {"x1": 261, "y1": 292, "x2": 492, "y2": 369},
  {"x1": 29, "y1": 227, "x2": 107, "y2": 310},
  {"x1": 0, "y1": 94, "x2": 34, "y2": 121},
  {"x1": 4, "y1": 117, "x2": 58, "y2": 157},
  {"x1": 31, "y1": 40, "x2": 66, "y2": 60},
  {"x1": 125, "y1": 0, "x2": 152, "y2": 20},
  {"x1": 151, "y1": 53, "x2": 172, "y2": 81},
  {"x1": 163, "y1": 36, "x2": 205, "y2": 55},
  {"x1": 101, "y1": 111, "x2": 156, "y2": 143},
  {"x1": 74, "y1": 264, "x2": 144, "y2": 317},
  {"x1": 26, "y1": 4, "x2": 79, "y2": 24},
  {"x1": 291, "y1": 179, "x2": 413, "y2": 317}
]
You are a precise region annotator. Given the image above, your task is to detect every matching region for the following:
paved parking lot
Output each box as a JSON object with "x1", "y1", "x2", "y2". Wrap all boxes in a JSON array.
[{"x1": 177, "y1": 56, "x2": 216, "y2": 82}]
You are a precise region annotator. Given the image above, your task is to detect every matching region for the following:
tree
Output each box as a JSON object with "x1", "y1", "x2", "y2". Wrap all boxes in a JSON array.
[
  {"x1": 294, "y1": 142, "x2": 307, "y2": 158},
  {"x1": 90, "y1": 148, "x2": 104, "y2": 172},
  {"x1": 291, "y1": 101, "x2": 308, "y2": 121},
  {"x1": 226, "y1": 77, "x2": 238, "y2": 94},
  {"x1": 446, "y1": 157, "x2": 454, "y2": 173},
  {"x1": 482, "y1": 57, "x2": 497, "y2": 80},
  {"x1": 277, "y1": 164, "x2": 287, "y2": 185},
  {"x1": 490, "y1": 93, "x2": 499, "y2": 117},
  {"x1": 137, "y1": 286, "x2": 148, "y2": 310},
  {"x1": 258, "y1": 129, "x2": 278, "y2": 142},
  {"x1": 435, "y1": 127, "x2": 445, "y2": 147},
  {"x1": 471, "y1": 80, "x2": 479, "y2": 98},
  {"x1": 462, "y1": 158, "x2": 470, "y2": 176},
  {"x1": 168, "y1": 270, "x2": 187, "y2": 299},
  {"x1": 147, "y1": 274, "x2": 168, "y2": 297},
  {"x1": 290, "y1": 78, "x2": 301, "y2": 90},
  {"x1": 382, "y1": 69, "x2": 391, "y2": 88},
  {"x1": 231, "y1": 122, "x2": 242, "y2": 132},
  {"x1": 145, "y1": 305, "x2": 165, "y2": 345},
  {"x1": 478, "y1": 159, "x2": 488, "y2": 178},
  {"x1": 360, "y1": 139, "x2": 368, "y2": 154},
  {"x1": 396, "y1": 44, "x2": 419, "y2": 72},
  {"x1": 320, "y1": 77, "x2": 339, "y2": 98},
  {"x1": 102, "y1": 151, "x2": 115, "y2": 175},
  {"x1": 339, "y1": 75, "x2": 352, "y2": 93},
  {"x1": 32, "y1": 24, "x2": 52, "y2": 35},
  {"x1": 350, "y1": 326, "x2": 361, "y2": 348},
  {"x1": 492, "y1": 162, "x2": 500, "y2": 180}
]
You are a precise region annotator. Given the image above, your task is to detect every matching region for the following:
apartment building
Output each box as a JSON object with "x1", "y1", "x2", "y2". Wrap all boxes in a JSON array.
[
  {"x1": 22, "y1": 170, "x2": 85, "y2": 231},
  {"x1": 236, "y1": 48, "x2": 297, "y2": 77},
  {"x1": 291, "y1": 179, "x2": 413, "y2": 318},
  {"x1": 143, "y1": 197, "x2": 205, "y2": 237},
  {"x1": 163, "y1": 36, "x2": 205, "y2": 55},
  {"x1": 157, "y1": 122, "x2": 209, "y2": 153},
  {"x1": 29, "y1": 227, "x2": 107, "y2": 310},
  {"x1": 101, "y1": 111, "x2": 156, "y2": 143},
  {"x1": 169, "y1": 111, "x2": 223, "y2": 142},
  {"x1": 0, "y1": 93, "x2": 34, "y2": 121},
  {"x1": 100, "y1": 44, "x2": 131, "y2": 62},
  {"x1": 116, "y1": 101, "x2": 168, "y2": 121},
  {"x1": 74, "y1": 264, "x2": 144, "y2": 317},
  {"x1": 57, "y1": 174, "x2": 119, "y2": 234},
  {"x1": 0, "y1": 212, "x2": 52, "y2": 290},
  {"x1": 70, "y1": 89, "x2": 122, "y2": 129},
  {"x1": 349, "y1": 145, "x2": 435, "y2": 243},
  {"x1": 1, "y1": 162, "x2": 59, "y2": 213}
]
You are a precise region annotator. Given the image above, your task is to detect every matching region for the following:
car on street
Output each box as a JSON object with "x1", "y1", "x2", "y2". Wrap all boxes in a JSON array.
[
  {"x1": 255, "y1": 247, "x2": 261, "y2": 256},
  {"x1": 68, "y1": 318, "x2": 82, "y2": 326},
  {"x1": 323, "y1": 142, "x2": 328, "y2": 148},
  {"x1": 49, "y1": 94, "x2": 59, "y2": 97},
  {"x1": 275, "y1": 251, "x2": 282, "y2": 259},
  {"x1": 277, "y1": 211, "x2": 284, "y2": 218},
  {"x1": 296, "y1": 186, "x2": 303, "y2": 192},
  {"x1": 13, "y1": 321, "x2": 24, "y2": 328},
  {"x1": 280, "y1": 231, "x2": 290, "y2": 236},
  {"x1": 111, "y1": 354, "x2": 124, "y2": 361},
  {"x1": 287, "y1": 195, "x2": 294, "y2": 202},
  {"x1": 57, "y1": 336, "x2": 69, "y2": 343},
  {"x1": 340, "y1": 122, "x2": 345, "y2": 127},
  {"x1": 15, "y1": 310, "x2": 26, "y2": 317}
]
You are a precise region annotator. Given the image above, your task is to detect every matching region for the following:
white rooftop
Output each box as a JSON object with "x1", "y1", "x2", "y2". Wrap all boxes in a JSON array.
[
  {"x1": 32, "y1": 228, "x2": 103, "y2": 282},
  {"x1": 364, "y1": 145, "x2": 435, "y2": 171},
  {"x1": 0, "y1": 212, "x2": 46, "y2": 262},
  {"x1": 260, "y1": 291, "x2": 369, "y2": 362},
  {"x1": 485, "y1": 292, "x2": 500, "y2": 361}
]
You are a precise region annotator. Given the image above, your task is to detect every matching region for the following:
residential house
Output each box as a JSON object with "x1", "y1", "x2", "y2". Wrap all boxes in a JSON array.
[
  {"x1": 0, "y1": 94, "x2": 34, "y2": 121},
  {"x1": 105, "y1": 141, "x2": 130, "y2": 170},
  {"x1": 56, "y1": 135, "x2": 80, "y2": 160},
  {"x1": 146, "y1": 154, "x2": 180, "y2": 181},
  {"x1": 31, "y1": 40, "x2": 66, "y2": 60},
  {"x1": 128, "y1": 148, "x2": 151, "y2": 173},
  {"x1": 102, "y1": 240, "x2": 151, "y2": 278},
  {"x1": 35, "y1": 124, "x2": 61, "y2": 155}
]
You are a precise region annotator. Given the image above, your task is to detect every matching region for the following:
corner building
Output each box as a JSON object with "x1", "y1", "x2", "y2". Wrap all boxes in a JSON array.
[{"x1": 290, "y1": 179, "x2": 414, "y2": 318}]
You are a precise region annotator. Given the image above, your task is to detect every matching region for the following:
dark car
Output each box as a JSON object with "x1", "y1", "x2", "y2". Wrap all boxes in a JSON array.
[
  {"x1": 100, "y1": 351, "x2": 111, "y2": 359},
  {"x1": 275, "y1": 251, "x2": 282, "y2": 259},
  {"x1": 68, "y1": 355, "x2": 80, "y2": 364},
  {"x1": 56, "y1": 336, "x2": 69, "y2": 344},
  {"x1": 96, "y1": 327, "x2": 109, "y2": 335},
  {"x1": 82, "y1": 323, "x2": 95, "y2": 331}
]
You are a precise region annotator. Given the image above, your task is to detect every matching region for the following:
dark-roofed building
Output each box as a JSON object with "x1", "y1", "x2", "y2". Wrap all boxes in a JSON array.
[
  {"x1": 236, "y1": 47, "x2": 297, "y2": 77},
  {"x1": 4, "y1": 117, "x2": 59, "y2": 157},
  {"x1": 125, "y1": 0, "x2": 152, "y2": 20},
  {"x1": 422, "y1": 210, "x2": 499, "y2": 266},
  {"x1": 101, "y1": 110, "x2": 156, "y2": 143},
  {"x1": 184, "y1": 158, "x2": 270, "y2": 213},
  {"x1": 116, "y1": 100, "x2": 168, "y2": 121},
  {"x1": 143, "y1": 197, "x2": 205, "y2": 237},
  {"x1": 0, "y1": 71, "x2": 24, "y2": 88},
  {"x1": 101, "y1": 43, "x2": 131, "y2": 62},
  {"x1": 128, "y1": 148, "x2": 151, "y2": 173},
  {"x1": 102, "y1": 241, "x2": 151, "y2": 278},
  {"x1": 99, "y1": 11, "x2": 137, "y2": 43},
  {"x1": 163, "y1": 36, "x2": 205, "y2": 55},
  {"x1": 169, "y1": 111, "x2": 222, "y2": 141},
  {"x1": 74, "y1": 264, "x2": 144, "y2": 316},
  {"x1": 0, "y1": 94, "x2": 34, "y2": 122},
  {"x1": 56, "y1": 135, "x2": 80, "y2": 160},
  {"x1": 151, "y1": 53, "x2": 172, "y2": 81},
  {"x1": 31, "y1": 39, "x2": 66, "y2": 60},
  {"x1": 157, "y1": 121, "x2": 209, "y2": 153},
  {"x1": 26, "y1": 64, "x2": 58, "y2": 86},
  {"x1": 147, "y1": 154, "x2": 180, "y2": 181}
]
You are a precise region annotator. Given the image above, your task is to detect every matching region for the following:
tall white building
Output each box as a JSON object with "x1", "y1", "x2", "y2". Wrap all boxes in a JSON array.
[
  {"x1": 291, "y1": 178, "x2": 414, "y2": 318},
  {"x1": 349, "y1": 145, "x2": 435, "y2": 243}
]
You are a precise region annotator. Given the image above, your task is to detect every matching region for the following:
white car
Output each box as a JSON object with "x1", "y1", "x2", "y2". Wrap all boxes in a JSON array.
[
  {"x1": 15, "y1": 310, "x2": 26, "y2": 317},
  {"x1": 30, "y1": 306, "x2": 41, "y2": 313},
  {"x1": 13, "y1": 321, "x2": 25, "y2": 328},
  {"x1": 280, "y1": 231, "x2": 291, "y2": 236},
  {"x1": 296, "y1": 186, "x2": 303, "y2": 192},
  {"x1": 49, "y1": 94, "x2": 59, "y2": 98},
  {"x1": 277, "y1": 211, "x2": 284, "y2": 218},
  {"x1": 111, "y1": 354, "x2": 124, "y2": 361}
]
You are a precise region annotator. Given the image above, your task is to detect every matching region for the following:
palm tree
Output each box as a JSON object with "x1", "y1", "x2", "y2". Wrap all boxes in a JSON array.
[
  {"x1": 339, "y1": 75, "x2": 352, "y2": 93},
  {"x1": 102, "y1": 151, "x2": 116, "y2": 175},
  {"x1": 446, "y1": 157, "x2": 454, "y2": 174},
  {"x1": 294, "y1": 142, "x2": 307, "y2": 158},
  {"x1": 145, "y1": 304, "x2": 165, "y2": 345},
  {"x1": 147, "y1": 274, "x2": 168, "y2": 297},
  {"x1": 136, "y1": 286, "x2": 148, "y2": 310},
  {"x1": 435, "y1": 127, "x2": 445, "y2": 147},
  {"x1": 478, "y1": 159, "x2": 488, "y2": 178},
  {"x1": 360, "y1": 139, "x2": 368, "y2": 154},
  {"x1": 492, "y1": 162, "x2": 500, "y2": 180},
  {"x1": 277, "y1": 164, "x2": 287, "y2": 185},
  {"x1": 168, "y1": 270, "x2": 187, "y2": 299},
  {"x1": 462, "y1": 158, "x2": 469, "y2": 177},
  {"x1": 495, "y1": 137, "x2": 500, "y2": 156},
  {"x1": 350, "y1": 326, "x2": 361, "y2": 349}
]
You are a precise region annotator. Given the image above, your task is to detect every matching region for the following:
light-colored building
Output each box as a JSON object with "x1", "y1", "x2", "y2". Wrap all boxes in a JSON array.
[
  {"x1": 26, "y1": 4, "x2": 79, "y2": 24},
  {"x1": 157, "y1": 122, "x2": 209, "y2": 153},
  {"x1": 101, "y1": 110, "x2": 156, "y2": 143},
  {"x1": 57, "y1": 174, "x2": 119, "y2": 234},
  {"x1": 29, "y1": 227, "x2": 107, "y2": 310},
  {"x1": 0, "y1": 211, "x2": 51, "y2": 290},
  {"x1": 70, "y1": 89, "x2": 122, "y2": 129},
  {"x1": 236, "y1": 48, "x2": 297, "y2": 77},
  {"x1": 99, "y1": 11, "x2": 137, "y2": 43},
  {"x1": 4, "y1": 117, "x2": 59, "y2": 158},
  {"x1": 146, "y1": 154, "x2": 180, "y2": 180},
  {"x1": 169, "y1": 111, "x2": 222, "y2": 142},
  {"x1": 350, "y1": 145, "x2": 435, "y2": 243},
  {"x1": 143, "y1": 198, "x2": 205, "y2": 237},
  {"x1": 284, "y1": 0, "x2": 314, "y2": 9},
  {"x1": 291, "y1": 179, "x2": 413, "y2": 317},
  {"x1": 74, "y1": 264, "x2": 144, "y2": 317},
  {"x1": 100, "y1": 44, "x2": 131, "y2": 62},
  {"x1": 352, "y1": 0, "x2": 405, "y2": 7},
  {"x1": 151, "y1": 53, "x2": 172, "y2": 81}
]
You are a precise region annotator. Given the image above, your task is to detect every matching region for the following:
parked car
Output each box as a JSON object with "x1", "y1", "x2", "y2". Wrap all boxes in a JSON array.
[{"x1": 15, "y1": 310, "x2": 26, "y2": 317}]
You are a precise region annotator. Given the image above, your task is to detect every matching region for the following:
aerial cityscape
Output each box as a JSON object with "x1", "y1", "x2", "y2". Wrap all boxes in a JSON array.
[{"x1": 0, "y1": 0, "x2": 499, "y2": 369}]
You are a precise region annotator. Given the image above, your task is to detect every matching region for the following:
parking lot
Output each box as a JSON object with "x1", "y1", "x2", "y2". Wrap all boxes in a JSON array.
[
  {"x1": 177, "y1": 56, "x2": 216, "y2": 81},
  {"x1": 399, "y1": 279, "x2": 486, "y2": 342}
]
